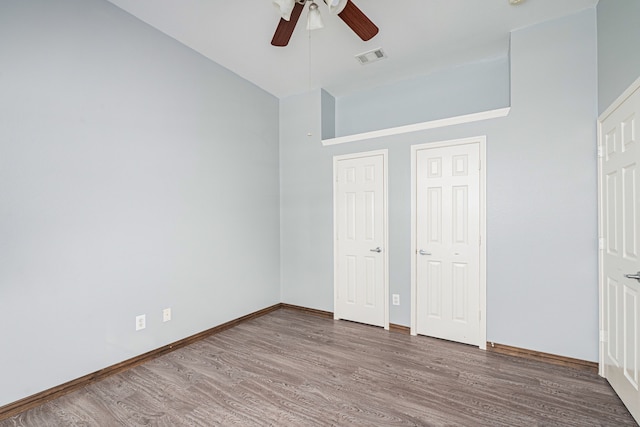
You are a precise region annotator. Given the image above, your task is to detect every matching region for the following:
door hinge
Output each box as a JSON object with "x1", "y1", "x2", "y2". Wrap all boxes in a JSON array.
[
  {"x1": 597, "y1": 145, "x2": 603, "y2": 158},
  {"x1": 599, "y1": 237, "x2": 605, "y2": 251},
  {"x1": 479, "y1": 310, "x2": 482, "y2": 321},
  {"x1": 600, "y1": 330, "x2": 608, "y2": 343}
]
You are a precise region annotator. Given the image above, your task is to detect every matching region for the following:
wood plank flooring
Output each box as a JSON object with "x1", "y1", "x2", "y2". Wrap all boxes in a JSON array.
[{"x1": 1, "y1": 308, "x2": 636, "y2": 426}]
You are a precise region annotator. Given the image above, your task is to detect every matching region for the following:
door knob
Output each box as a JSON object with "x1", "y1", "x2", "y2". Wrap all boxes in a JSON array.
[
  {"x1": 419, "y1": 249, "x2": 432, "y2": 256},
  {"x1": 625, "y1": 272, "x2": 640, "y2": 282},
  {"x1": 370, "y1": 247, "x2": 382, "y2": 253}
]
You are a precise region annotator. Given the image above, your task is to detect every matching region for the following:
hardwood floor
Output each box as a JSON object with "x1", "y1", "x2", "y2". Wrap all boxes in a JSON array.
[{"x1": 1, "y1": 308, "x2": 636, "y2": 426}]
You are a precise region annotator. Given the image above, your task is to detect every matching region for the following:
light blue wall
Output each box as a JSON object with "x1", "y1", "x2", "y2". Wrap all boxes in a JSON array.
[
  {"x1": 491, "y1": 9, "x2": 598, "y2": 360},
  {"x1": 0, "y1": 0, "x2": 280, "y2": 406},
  {"x1": 280, "y1": 9, "x2": 598, "y2": 361},
  {"x1": 597, "y1": 0, "x2": 640, "y2": 113},
  {"x1": 321, "y1": 89, "x2": 336, "y2": 140},
  {"x1": 334, "y1": 56, "x2": 510, "y2": 137},
  {"x1": 279, "y1": 90, "x2": 334, "y2": 308}
]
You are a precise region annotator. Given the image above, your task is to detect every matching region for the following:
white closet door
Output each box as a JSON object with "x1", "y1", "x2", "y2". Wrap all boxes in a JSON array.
[{"x1": 334, "y1": 151, "x2": 387, "y2": 328}]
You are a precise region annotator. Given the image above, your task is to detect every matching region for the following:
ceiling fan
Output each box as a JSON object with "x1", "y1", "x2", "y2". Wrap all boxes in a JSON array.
[{"x1": 271, "y1": 0, "x2": 379, "y2": 47}]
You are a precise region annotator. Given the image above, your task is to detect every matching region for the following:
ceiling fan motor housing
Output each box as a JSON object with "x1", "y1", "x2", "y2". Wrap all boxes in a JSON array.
[
  {"x1": 324, "y1": 0, "x2": 348, "y2": 14},
  {"x1": 271, "y1": 0, "x2": 378, "y2": 47}
]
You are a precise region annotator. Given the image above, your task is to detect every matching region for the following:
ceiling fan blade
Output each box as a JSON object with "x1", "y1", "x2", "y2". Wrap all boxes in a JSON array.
[
  {"x1": 271, "y1": 2, "x2": 304, "y2": 47},
  {"x1": 338, "y1": 0, "x2": 378, "y2": 41}
]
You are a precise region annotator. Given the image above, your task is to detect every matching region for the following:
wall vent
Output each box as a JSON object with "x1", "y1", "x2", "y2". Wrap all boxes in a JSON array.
[{"x1": 355, "y1": 48, "x2": 387, "y2": 65}]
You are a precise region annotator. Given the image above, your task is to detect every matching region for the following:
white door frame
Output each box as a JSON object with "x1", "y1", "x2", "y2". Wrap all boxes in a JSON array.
[
  {"x1": 598, "y1": 75, "x2": 640, "y2": 377},
  {"x1": 333, "y1": 149, "x2": 390, "y2": 330},
  {"x1": 410, "y1": 136, "x2": 487, "y2": 350}
]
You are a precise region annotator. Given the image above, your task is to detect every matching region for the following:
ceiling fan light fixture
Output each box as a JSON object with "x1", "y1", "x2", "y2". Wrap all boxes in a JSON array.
[
  {"x1": 272, "y1": 0, "x2": 296, "y2": 20},
  {"x1": 307, "y1": 2, "x2": 324, "y2": 30}
]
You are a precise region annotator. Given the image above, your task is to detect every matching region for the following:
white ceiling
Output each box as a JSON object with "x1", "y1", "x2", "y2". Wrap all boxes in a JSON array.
[{"x1": 105, "y1": 0, "x2": 598, "y2": 98}]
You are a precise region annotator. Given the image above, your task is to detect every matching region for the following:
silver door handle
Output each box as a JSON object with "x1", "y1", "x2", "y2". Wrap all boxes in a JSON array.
[
  {"x1": 370, "y1": 247, "x2": 382, "y2": 253},
  {"x1": 625, "y1": 272, "x2": 640, "y2": 282},
  {"x1": 419, "y1": 249, "x2": 432, "y2": 256}
]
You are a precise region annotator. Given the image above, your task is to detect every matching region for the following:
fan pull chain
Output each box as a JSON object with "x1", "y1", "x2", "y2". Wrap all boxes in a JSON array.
[
  {"x1": 307, "y1": 23, "x2": 313, "y2": 137},
  {"x1": 308, "y1": 17, "x2": 313, "y2": 92}
]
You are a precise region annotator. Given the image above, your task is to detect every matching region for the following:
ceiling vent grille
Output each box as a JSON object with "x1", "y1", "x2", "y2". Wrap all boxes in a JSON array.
[{"x1": 355, "y1": 48, "x2": 387, "y2": 65}]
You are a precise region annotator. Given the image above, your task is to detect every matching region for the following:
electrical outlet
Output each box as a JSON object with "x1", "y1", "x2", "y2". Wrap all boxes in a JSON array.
[
  {"x1": 135, "y1": 314, "x2": 146, "y2": 331},
  {"x1": 392, "y1": 294, "x2": 400, "y2": 305},
  {"x1": 163, "y1": 308, "x2": 171, "y2": 323}
]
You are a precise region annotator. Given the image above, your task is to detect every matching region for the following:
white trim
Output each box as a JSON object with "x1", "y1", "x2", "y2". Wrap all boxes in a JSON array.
[
  {"x1": 599, "y1": 75, "x2": 640, "y2": 122},
  {"x1": 479, "y1": 138, "x2": 487, "y2": 351},
  {"x1": 322, "y1": 107, "x2": 510, "y2": 146},
  {"x1": 597, "y1": 117, "x2": 604, "y2": 377},
  {"x1": 333, "y1": 149, "x2": 390, "y2": 330},
  {"x1": 597, "y1": 75, "x2": 640, "y2": 377},
  {"x1": 410, "y1": 136, "x2": 487, "y2": 350}
]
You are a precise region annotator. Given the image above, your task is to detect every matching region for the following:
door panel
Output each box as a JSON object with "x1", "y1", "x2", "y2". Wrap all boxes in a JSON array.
[
  {"x1": 623, "y1": 286, "x2": 638, "y2": 386},
  {"x1": 335, "y1": 153, "x2": 387, "y2": 327},
  {"x1": 416, "y1": 143, "x2": 480, "y2": 346},
  {"x1": 608, "y1": 278, "x2": 620, "y2": 366},
  {"x1": 623, "y1": 163, "x2": 637, "y2": 260},
  {"x1": 601, "y1": 83, "x2": 640, "y2": 423},
  {"x1": 427, "y1": 261, "x2": 442, "y2": 317}
]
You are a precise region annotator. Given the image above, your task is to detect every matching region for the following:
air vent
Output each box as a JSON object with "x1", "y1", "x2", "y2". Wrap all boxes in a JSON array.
[{"x1": 355, "y1": 48, "x2": 387, "y2": 65}]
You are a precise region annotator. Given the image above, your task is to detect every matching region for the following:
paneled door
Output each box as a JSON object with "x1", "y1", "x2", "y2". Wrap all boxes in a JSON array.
[
  {"x1": 412, "y1": 139, "x2": 485, "y2": 347},
  {"x1": 600, "y1": 79, "x2": 640, "y2": 423},
  {"x1": 334, "y1": 150, "x2": 388, "y2": 328}
]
